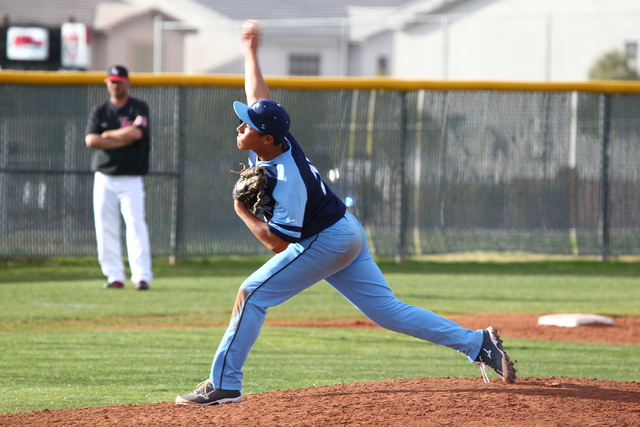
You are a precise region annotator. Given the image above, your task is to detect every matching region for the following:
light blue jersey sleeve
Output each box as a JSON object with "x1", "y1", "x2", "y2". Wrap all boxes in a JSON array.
[{"x1": 268, "y1": 161, "x2": 307, "y2": 241}]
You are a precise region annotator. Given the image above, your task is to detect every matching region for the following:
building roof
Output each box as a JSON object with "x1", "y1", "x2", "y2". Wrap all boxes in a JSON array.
[
  {"x1": 0, "y1": 0, "x2": 185, "y2": 32},
  {"x1": 0, "y1": 0, "x2": 461, "y2": 40},
  {"x1": 0, "y1": 0, "x2": 415, "y2": 28},
  {"x1": 183, "y1": 0, "x2": 471, "y2": 41},
  {"x1": 187, "y1": 0, "x2": 413, "y2": 40},
  {"x1": 0, "y1": 0, "x2": 123, "y2": 27},
  {"x1": 94, "y1": 3, "x2": 187, "y2": 33},
  {"x1": 191, "y1": 0, "x2": 411, "y2": 21}
]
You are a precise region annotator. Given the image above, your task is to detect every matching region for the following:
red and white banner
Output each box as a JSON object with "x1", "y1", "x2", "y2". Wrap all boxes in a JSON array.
[
  {"x1": 61, "y1": 23, "x2": 92, "y2": 69},
  {"x1": 7, "y1": 27, "x2": 49, "y2": 61}
]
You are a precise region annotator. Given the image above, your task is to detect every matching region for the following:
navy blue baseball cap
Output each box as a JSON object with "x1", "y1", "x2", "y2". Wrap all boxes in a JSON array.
[
  {"x1": 233, "y1": 99, "x2": 290, "y2": 139},
  {"x1": 106, "y1": 65, "x2": 129, "y2": 81}
]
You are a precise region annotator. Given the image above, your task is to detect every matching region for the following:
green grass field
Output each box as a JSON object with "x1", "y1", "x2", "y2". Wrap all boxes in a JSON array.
[{"x1": 1, "y1": 256, "x2": 639, "y2": 414}]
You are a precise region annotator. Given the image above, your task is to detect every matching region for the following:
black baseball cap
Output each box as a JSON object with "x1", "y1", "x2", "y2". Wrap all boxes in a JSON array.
[
  {"x1": 105, "y1": 65, "x2": 129, "y2": 82},
  {"x1": 233, "y1": 99, "x2": 291, "y2": 139}
]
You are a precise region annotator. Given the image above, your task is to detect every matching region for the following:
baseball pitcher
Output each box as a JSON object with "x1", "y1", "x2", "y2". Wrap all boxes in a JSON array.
[{"x1": 176, "y1": 21, "x2": 516, "y2": 406}]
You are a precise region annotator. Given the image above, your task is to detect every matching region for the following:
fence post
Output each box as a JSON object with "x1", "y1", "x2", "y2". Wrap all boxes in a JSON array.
[
  {"x1": 568, "y1": 91, "x2": 578, "y2": 255},
  {"x1": 395, "y1": 91, "x2": 408, "y2": 263},
  {"x1": 154, "y1": 15, "x2": 163, "y2": 73},
  {"x1": 597, "y1": 94, "x2": 611, "y2": 261},
  {"x1": 169, "y1": 88, "x2": 186, "y2": 265},
  {"x1": 412, "y1": 90, "x2": 425, "y2": 256},
  {"x1": 437, "y1": 92, "x2": 450, "y2": 230},
  {"x1": 0, "y1": 120, "x2": 6, "y2": 247}
]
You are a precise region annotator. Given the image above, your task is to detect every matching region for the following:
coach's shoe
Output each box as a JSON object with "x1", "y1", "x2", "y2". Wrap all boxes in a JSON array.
[
  {"x1": 103, "y1": 281, "x2": 124, "y2": 289},
  {"x1": 136, "y1": 281, "x2": 149, "y2": 291},
  {"x1": 474, "y1": 326, "x2": 517, "y2": 384},
  {"x1": 175, "y1": 379, "x2": 243, "y2": 406}
]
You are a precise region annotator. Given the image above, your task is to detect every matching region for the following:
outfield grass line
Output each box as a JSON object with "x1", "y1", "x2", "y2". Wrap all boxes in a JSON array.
[
  {"x1": 4, "y1": 256, "x2": 640, "y2": 285},
  {"x1": 1, "y1": 328, "x2": 638, "y2": 414},
  {"x1": 3, "y1": 312, "x2": 640, "y2": 335},
  {"x1": 0, "y1": 314, "x2": 381, "y2": 333}
]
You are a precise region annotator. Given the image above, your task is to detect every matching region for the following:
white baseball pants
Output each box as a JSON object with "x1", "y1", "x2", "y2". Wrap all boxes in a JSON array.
[{"x1": 93, "y1": 172, "x2": 153, "y2": 284}]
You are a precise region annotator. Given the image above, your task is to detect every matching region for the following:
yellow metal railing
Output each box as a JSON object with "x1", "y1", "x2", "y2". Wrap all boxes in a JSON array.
[{"x1": 3, "y1": 70, "x2": 640, "y2": 93}]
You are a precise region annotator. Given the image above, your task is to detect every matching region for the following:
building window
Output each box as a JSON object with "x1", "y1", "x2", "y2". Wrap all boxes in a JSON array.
[
  {"x1": 289, "y1": 54, "x2": 320, "y2": 76},
  {"x1": 625, "y1": 41, "x2": 637, "y2": 59},
  {"x1": 377, "y1": 56, "x2": 388, "y2": 76},
  {"x1": 625, "y1": 41, "x2": 637, "y2": 70}
]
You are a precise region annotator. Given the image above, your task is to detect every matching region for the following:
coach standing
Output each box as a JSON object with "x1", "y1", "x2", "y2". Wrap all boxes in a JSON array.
[{"x1": 85, "y1": 65, "x2": 153, "y2": 291}]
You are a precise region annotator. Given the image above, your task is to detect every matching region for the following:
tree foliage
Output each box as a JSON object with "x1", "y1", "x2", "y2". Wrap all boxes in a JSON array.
[{"x1": 588, "y1": 49, "x2": 639, "y2": 80}]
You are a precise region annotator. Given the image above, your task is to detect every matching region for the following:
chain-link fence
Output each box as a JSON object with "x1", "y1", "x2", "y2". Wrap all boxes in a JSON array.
[{"x1": 1, "y1": 73, "x2": 639, "y2": 259}]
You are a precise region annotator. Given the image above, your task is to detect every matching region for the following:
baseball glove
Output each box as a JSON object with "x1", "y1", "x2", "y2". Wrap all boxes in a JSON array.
[{"x1": 232, "y1": 163, "x2": 268, "y2": 214}]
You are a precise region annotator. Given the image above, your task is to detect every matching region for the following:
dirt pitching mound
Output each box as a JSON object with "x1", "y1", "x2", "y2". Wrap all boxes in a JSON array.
[
  {"x1": 2, "y1": 313, "x2": 639, "y2": 426},
  {"x1": 2, "y1": 377, "x2": 639, "y2": 427}
]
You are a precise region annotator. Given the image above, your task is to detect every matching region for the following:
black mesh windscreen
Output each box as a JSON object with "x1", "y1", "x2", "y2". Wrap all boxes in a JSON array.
[{"x1": 1, "y1": 83, "x2": 638, "y2": 258}]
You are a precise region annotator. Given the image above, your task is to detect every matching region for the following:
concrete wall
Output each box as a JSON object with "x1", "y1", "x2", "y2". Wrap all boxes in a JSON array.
[
  {"x1": 91, "y1": 13, "x2": 184, "y2": 73},
  {"x1": 355, "y1": 30, "x2": 394, "y2": 76}
]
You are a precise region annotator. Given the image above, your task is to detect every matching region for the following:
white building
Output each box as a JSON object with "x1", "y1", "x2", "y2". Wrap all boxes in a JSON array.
[{"x1": 387, "y1": 0, "x2": 640, "y2": 81}]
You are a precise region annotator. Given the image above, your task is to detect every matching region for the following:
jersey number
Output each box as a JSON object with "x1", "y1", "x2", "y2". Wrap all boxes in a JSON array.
[{"x1": 307, "y1": 160, "x2": 327, "y2": 196}]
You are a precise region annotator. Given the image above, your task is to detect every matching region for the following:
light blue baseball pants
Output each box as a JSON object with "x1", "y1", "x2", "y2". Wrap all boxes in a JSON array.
[{"x1": 210, "y1": 211, "x2": 484, "y2": 390}]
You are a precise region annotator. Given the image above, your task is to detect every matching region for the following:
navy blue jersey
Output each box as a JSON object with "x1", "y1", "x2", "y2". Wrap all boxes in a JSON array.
[
  {"x1": 86, "y1": 97, "x2": 150, "y2": 176},
  {"x1": 248, "y1": 133, "x2": 346, "y2": 243}
]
